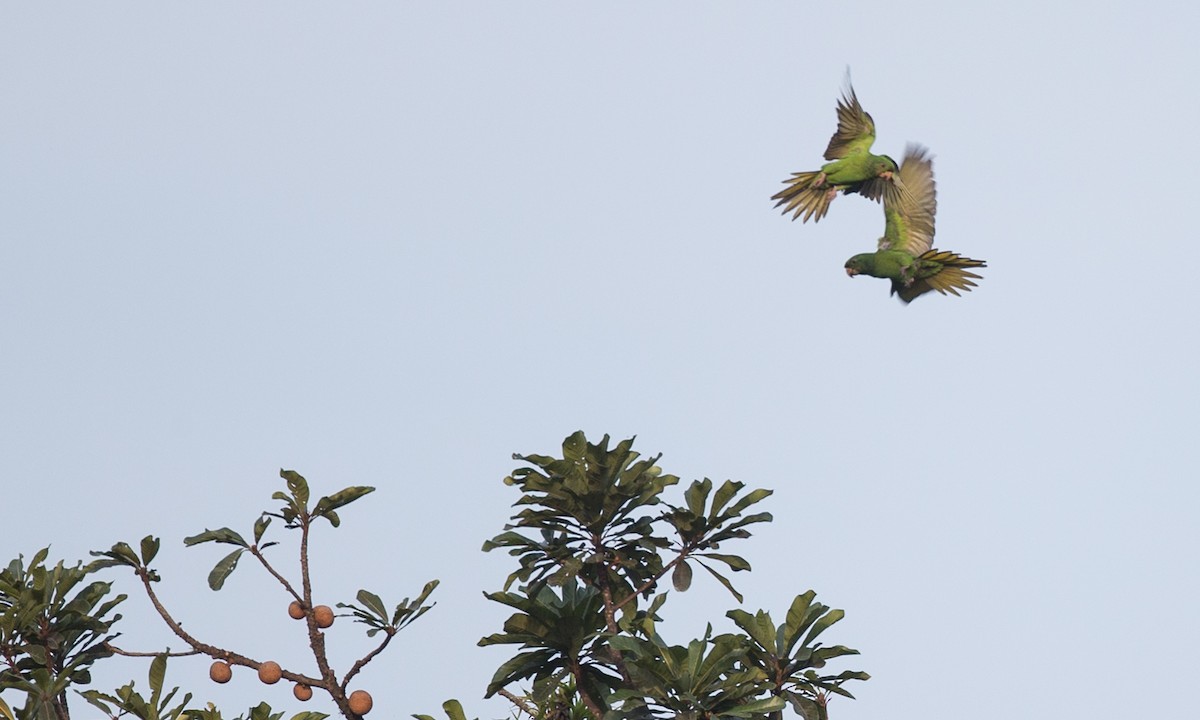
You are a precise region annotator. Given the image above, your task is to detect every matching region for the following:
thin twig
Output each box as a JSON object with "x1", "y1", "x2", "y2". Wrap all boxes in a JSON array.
[
  {"x1": 106, "y1": 646, "x2": 201, "y2": 658},
  {"x1": 340, "y1": 629, "x2": 395, "y2": 689},
  {"x1": 248, "y1": 545, "x2": 302, "y2": 602},
  {"x1": 498, "y1": 689, "x2": 538, "y2": 718}
]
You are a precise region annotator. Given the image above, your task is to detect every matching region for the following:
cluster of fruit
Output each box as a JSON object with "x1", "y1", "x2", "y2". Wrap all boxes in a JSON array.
[{"x1": 206, "y1": 602, "x2": 373, "y2": 715}]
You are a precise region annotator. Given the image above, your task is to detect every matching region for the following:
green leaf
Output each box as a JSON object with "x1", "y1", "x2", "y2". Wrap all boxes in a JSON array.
[
  {"x1": 440, "y1": 699, "x2": 471, "y2": 720},
  {"x1": 683, "y1": 478, "x2": 711, "y2": 517},
  {"x1": 483, "y1": 648, "x2": 557, "y2": 697},
  {"x1": 149, "y1": 653, "x2": 167, "y2": 697},
  {"x1": 721, "y1": 488, "x2": 773, "y2": 519},
  {"x1": 111, "y1": 542, "x2": 141, "y2": 565},
  {"x1": 207, "y1": 549, "x2": 245, "y2": 590},
  {"x1": 708, "y1": 480, "x2": 743, "y2": 520},
  {"x1": 697, "y1": 561, "x2": 742, "y2": 603},
  {"x1": 697, "y1": 552, "x2": 751, "y2": 571},
  {"x1": 803, "y1": 608, "x2": 845, "y2": 647},
  {"x1": 183, "y1": 528, "x2": 249, "y2": 548},
  {"x1": 140, "y1": 536, "x2": 161, "y2": 565},
  {"x1": 322, "y1": 510, "x2": 341, "y2": 528},
  {"x1": 281, "y1": 469, "x2": 310, "y2": 505},
  {"x1": 313, "y1": 486, "x2": 375, "y2": 518},
  {"x1": 356, "y1": 589, "x2": 388, "y2": 621},
  {"x1": 723, "y1": 695, "x2": 787, "y2": 717},
  {"x1": 253, "y1": 516, "x2": 272, "y2": 544},
  {"x1": 726, "y1": 609, "x2": 776, "y2": 651}
]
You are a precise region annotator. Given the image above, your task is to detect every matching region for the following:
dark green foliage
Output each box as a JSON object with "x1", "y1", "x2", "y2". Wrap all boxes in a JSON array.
[
  {"x1": 728, "y1": 592, "x2": 870, "y2": 720},
  {"x1": 479, "y1": 582, "x2": 616, "y2": 702},
  {"x1": 271, "y1": 470, "x2": 374, "y2": 529},
  {"x1": 466, "y1": 431, "x2": 864, "y2": 720},
  {"x1": 78, "y1": 654, "x2": 192, "y2": 720},
  {"x1": 0, "y1": 549, "x2": 124, "y2": 720},
  {"x1": 411, "y1": 699, "x2": 475, "y2": 720},
  {"x1": 608, "y1": 626, "x2": 785, "y2": 719},
  {"x1": 185, "y1": 701, "x2": 329, "y2": 720},
  {"x1": 482, "y1": 432, "x2": 771, "y2": 605},
  {"x1": 337, "y1": 581, "x2": 439, "y2": 638}
]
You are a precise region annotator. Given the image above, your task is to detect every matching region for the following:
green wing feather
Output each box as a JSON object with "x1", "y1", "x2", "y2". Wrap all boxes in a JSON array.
[
  {"x1": 823, "y1": 83, "x2": 877, "y2": 160},
  {"x1": 879, "y1": 144, "x2": 936, "y2": 255},
  {"x1": 892, "y1": 250, "x2": 987, "y2": 303}
]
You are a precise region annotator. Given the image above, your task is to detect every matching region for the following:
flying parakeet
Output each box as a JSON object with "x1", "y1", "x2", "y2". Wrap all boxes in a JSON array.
[
  {"x1": 843, "y1": 144, "x2": 986, "y2": 303},
  {"x1": 772, "y1": 81, "x2": 900, "y2": 223}
]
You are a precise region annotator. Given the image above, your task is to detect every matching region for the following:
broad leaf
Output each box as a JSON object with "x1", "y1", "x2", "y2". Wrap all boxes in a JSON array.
[
  {"x1": 207, "y1": 549, "x2": 245, "y2": 591},
  {"x1": 183, "y1": 528, "x2": 249, "y2": 548}
]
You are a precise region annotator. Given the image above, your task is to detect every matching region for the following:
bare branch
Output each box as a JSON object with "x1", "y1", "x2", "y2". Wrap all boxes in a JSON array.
[
  {"x1": 133, "y1": 568, "x2": 326, "y2": 687},
  {"x1": 498, "y1": 689, "x2": 538, "y2": 718},
  {"x1": 247, "y1": 545, "x2": 302, "y2": 601},
  {"x1": 340, "y1": 629, "x2": 395, "y2": 689},
  {"x1": 105, "y1": 645, "x2": 201, "y2": 658}
]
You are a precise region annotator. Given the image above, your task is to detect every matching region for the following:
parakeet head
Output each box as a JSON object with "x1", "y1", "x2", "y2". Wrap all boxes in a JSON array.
[
  {"x1": 844, "y1": 254, "x2": 875, "y2": 277},
  {"x1": 876, "y1": 155, "x2": 899, "y2": 179}
]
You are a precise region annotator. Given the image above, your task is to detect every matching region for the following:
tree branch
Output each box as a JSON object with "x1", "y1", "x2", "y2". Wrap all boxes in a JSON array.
[
  {"x1": 340, "y1": 629, "x2": 395, "y2": 690},
  {"x1": 105, "y1": 646, "x2": 201, "y2": 658},
  {"x1": 498, "y1": 689, "x2": 538, "y2": 718},
  {"x1": 247, "y1": 545, "x2": 302, "y2": 602},
  {"x1": 132, "y1": 567, "x2": 325, "y2": 687}
]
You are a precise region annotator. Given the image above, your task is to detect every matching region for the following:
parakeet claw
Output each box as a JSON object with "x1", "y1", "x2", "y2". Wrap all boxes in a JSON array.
[{"x1": 814, "y1": 172, "x2": 827, "y2": 188}]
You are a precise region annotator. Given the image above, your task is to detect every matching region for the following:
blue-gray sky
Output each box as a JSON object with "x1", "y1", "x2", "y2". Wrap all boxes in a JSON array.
[{"x1": 4, "y1": 3, "x2": 1198, "y2": 719}]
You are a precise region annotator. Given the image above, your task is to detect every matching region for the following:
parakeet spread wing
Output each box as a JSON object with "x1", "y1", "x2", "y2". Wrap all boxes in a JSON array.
[
  {"x1": 823, "y1": 84, "x2": 877, "y2": 161},
  {"x1": 879, "y1": 144, "x2": 936, "y2": 255},
  {"x1": 772, "y1": 75, "x2": 899, "y2": 224}
]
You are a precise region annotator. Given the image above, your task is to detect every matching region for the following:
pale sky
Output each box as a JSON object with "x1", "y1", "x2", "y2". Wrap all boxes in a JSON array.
[{"x1": 3, "y1": 4, "x2": 1198, "y2": 720}]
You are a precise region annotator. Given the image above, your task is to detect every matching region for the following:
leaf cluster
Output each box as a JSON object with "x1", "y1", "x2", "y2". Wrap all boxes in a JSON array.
[
  {"x1": 483, "y1": 432, "x2": 771, "y2": 609},
  {"x1": 0, "y1": 548, "x2": 124, "y2": 720},
  {"x1": 337, "y1": 581, "x2": 438, "y2": 638},
  {"x1": 176, "y1": 470, "x2": 374, "y2": 591},
  {"x1": 469, "y1": 432, "x2": 865, "y2": 720}
]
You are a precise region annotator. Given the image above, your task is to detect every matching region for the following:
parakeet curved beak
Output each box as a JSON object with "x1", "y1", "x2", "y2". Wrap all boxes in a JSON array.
[{"x1": 845, "y1": 267, "x2": 858, "y2": 277}]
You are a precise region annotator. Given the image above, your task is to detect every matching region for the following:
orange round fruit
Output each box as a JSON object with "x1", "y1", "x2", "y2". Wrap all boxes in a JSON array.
[
  {"x1": 288, "y1": 601, "x2": 305, "y2": 620},
  {"x1": 257, "y1": 661, "x2": 282, "y2": 684},
  {"x1": 313, "y1": 605, "x2": 335, "y2": 629},
  {"x1": 209, "y1": 661, "x2": 232, "y2": 684},
  {"x1": 348, "y1": 690, "x2": 373, "y2": 715},
  {"x1": 293, "y1": 683, "x2": 313, "y2": 701}
]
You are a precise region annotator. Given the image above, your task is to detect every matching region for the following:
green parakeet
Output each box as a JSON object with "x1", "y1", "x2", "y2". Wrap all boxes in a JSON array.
[
  {"x1": 843, "y1": 144, "x2": 986, "y2": 303},
  {"x1": 772, "y1": 81, "x2": 900, "y2": 223}
]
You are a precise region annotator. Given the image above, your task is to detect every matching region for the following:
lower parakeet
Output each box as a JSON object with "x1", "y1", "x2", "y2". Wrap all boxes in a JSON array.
[{"x1": 843, "y1": 144, "x2": 986, "y2": 303}]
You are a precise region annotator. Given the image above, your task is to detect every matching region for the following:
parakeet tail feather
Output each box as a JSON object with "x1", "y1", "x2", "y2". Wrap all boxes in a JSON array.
[
  {"x1": 771, "y1": 171, "x2": 834, "y2": 223},
  {"x1": 892, "y1": 249, "x2": 987, "y2": 303}
]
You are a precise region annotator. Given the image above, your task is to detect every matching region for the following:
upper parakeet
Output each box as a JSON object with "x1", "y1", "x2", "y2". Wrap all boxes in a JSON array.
[
  {"x1": 843, "y1": 144, "x2": 986, "y2": 303},
  {"x1": 772, "y1": 80, "x2": 900, "y2": 223}
]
